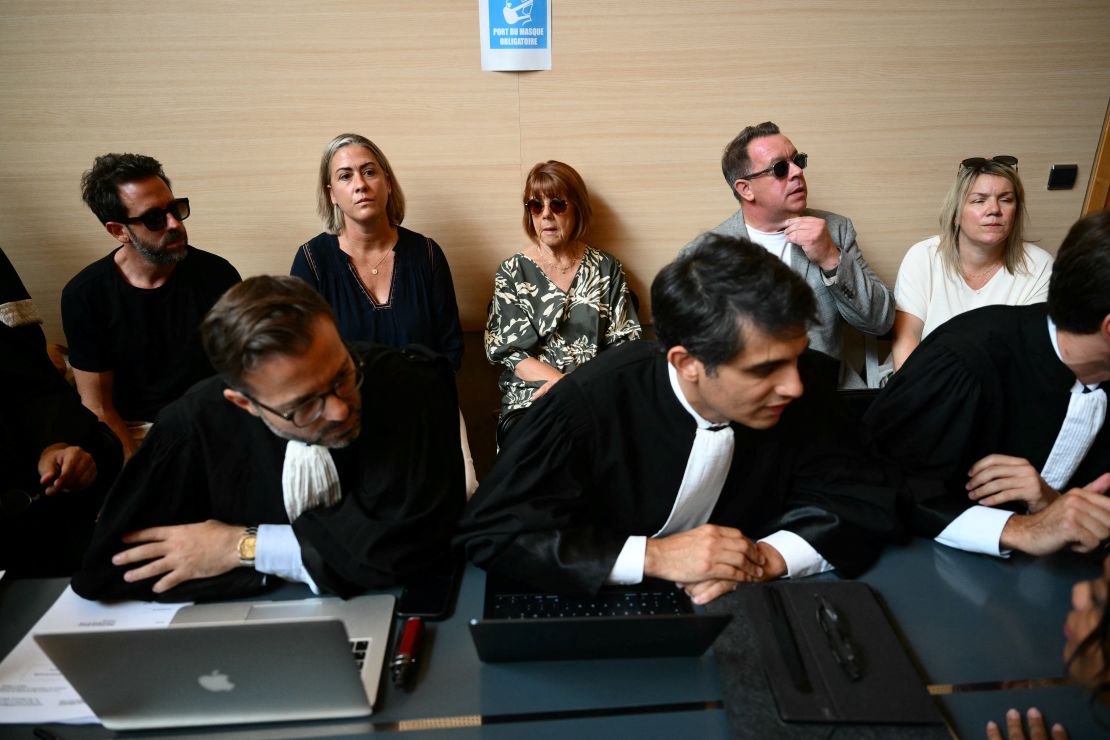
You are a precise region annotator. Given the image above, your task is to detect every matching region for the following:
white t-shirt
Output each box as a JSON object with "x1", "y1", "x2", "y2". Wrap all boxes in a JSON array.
[
  {"x1": 746, "y1": 224, "x2": 792, "y2": 270},
  {"x1": 894, "y1": 236, "x2": 1053, "y2": 339}
]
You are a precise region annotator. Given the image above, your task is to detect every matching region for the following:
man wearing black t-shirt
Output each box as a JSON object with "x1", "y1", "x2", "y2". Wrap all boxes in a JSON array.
[{"x1": 62, "y1": 153, "x2": 240, "y2": 457}]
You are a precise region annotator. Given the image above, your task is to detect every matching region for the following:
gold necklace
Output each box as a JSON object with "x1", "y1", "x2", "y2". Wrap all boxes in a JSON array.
[
  {"x1": 962, "y1": 261, "x2": 1001, "y2": 292},
  {"x1": 368, "y1": 249, "x2": 392, "y2": 276},
  {"x1": 536, "y1": 244, "x2": 582, "y2": 275}
]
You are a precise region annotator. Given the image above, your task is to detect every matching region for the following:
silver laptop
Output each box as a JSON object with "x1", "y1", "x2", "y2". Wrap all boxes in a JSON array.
[{"x1": 33, "y1": 593, "x2": 394, "y2": 731}]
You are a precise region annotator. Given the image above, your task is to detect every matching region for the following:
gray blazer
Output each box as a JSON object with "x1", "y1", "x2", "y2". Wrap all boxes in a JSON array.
[{"x1": 684, "y1": 208, "x2": 894, "y2": 360}]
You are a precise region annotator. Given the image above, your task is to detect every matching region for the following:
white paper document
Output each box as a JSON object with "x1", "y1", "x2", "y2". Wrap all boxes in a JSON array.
[{"x1": 0, "y1": 587, "x2": 186, "y2": 724}]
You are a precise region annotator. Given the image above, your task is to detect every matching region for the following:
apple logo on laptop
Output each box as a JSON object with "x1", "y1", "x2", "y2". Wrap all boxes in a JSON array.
[{"x1": 198, "y1": 669, "x2": 235, "y2": 692}]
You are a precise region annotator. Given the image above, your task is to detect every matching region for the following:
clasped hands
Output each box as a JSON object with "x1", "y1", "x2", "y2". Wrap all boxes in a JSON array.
[{"x1": 644, "y1": 524, "x2": 786, "y2": 605}]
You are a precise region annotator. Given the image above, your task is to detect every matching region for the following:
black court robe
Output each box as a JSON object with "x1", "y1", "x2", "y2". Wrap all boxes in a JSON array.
[
  {"x1": 71, "y1": 343, "x2": 465, "y2": 602},
  {"x1": 455, "y1": 340, "x2": 902, "y2": 595},
  {"x1": 0, "y1": 323, "x2": 123, "y2": 576},
  {"x1": 864, "y1": 304, "x2": 1110, "y2": 537}
]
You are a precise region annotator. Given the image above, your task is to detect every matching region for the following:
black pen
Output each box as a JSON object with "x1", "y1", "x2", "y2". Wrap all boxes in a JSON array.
[
  {"x1": 767, "y1": 587, "x2": 812, "y2": 693},
  {"x1": 390, "y1": 616, "x2": 424, "y2": 689}
]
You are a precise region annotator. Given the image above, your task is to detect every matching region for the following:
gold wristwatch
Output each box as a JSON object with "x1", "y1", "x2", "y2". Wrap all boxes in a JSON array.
[{"x1": 237, "y1": 526, "x2": 258, "y2": 568}]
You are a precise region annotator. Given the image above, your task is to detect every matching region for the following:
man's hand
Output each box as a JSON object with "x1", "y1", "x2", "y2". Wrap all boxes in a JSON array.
[
  {"x1": 999, "y1": 474, "x2": 1110, "y2": 555},
  {"x1": 986, "y1": 708, "x2": 1067, "y2": 740},
  {"x1": 967, "y1": 454, "x2": 1059, "y2": 513},
  {"x1": 37, "y1": 443, "x2": 97, "y2": 496},
  {"x1": 112, "y1": 520, "x2": 244, "y2": 594},
  {"x1": 644, "y1": 524, "x2": 765, "y2": 587},
  {"x1": 785, "y1": 216, "x2": 839, "y2": 271},
  {"x1": 677, "y1": 541, "x2": 789, "y2": 605}
]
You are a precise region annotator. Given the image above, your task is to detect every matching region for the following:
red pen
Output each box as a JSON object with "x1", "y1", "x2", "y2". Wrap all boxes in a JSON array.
[{"x1": 390, "y1": 617, "x2": 424, "y2": 689}]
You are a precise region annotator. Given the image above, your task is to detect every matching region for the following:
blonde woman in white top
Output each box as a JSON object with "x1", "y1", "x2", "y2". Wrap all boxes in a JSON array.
[{"x1": 892, "y1": 156, "x2": 1053, "y2": 370}]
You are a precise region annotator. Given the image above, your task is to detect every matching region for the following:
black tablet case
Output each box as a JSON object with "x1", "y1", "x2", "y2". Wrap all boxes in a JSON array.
[{"x1": 742, "y1": 581, "x2": 942, "y2": 724}]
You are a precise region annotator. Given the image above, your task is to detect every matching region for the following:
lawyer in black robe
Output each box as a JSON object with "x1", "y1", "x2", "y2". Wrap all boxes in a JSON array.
[
  {"x1": 456, "y1": 340, "x2": 902, "y2": 595},
  {"x1": 864, "y1": 303, "x2": 1110, "y2": 537},
  {"x1": 72, "y1": 343, "x2": 464, "y2": 601}
]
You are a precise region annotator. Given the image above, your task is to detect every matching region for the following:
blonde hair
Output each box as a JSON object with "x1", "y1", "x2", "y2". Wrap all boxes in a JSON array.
[
  {"x1": 316, "y1": 133, "x2": 405, "y2": 234},
  {"x1": 937, "y1": 160, "x2": 1028, "y2": 278}
]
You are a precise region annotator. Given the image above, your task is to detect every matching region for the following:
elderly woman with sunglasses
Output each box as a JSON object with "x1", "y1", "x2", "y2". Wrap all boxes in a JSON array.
[
  {"x1": 891, "y1": 156, "x2": 1053, "y2": 371},
  {"x1": 485, "y1": 161, "x2": 641, "y2": 424}
]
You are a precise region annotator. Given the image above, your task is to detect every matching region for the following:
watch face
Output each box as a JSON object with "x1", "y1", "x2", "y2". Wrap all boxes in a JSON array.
[{"x1": 239, "y1": 535, "x2": 257, "y2": 560}]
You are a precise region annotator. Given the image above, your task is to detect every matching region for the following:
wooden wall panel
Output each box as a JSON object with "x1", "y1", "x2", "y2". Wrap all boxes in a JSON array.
[{"x1": 2, "y1": 0, "x2": 1109, "y2": 345}]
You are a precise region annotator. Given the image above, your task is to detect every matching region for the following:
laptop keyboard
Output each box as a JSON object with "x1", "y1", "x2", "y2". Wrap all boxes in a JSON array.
[
  {"x1": 350, "y1": 638, "x2": 369, "y2": 669},
  {"x1": 490, "y1": 589, "x2": 689, "y2": 619}
]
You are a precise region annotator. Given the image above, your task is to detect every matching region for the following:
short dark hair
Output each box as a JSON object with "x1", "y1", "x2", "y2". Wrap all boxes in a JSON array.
[
  {"x1": 653, "y1": 233, "x2": 817, "y2": 373},
  {"x1": 201, "y1": 275, "x2": 337, "y2": 391},
  {"x1": 81, "y1": 153, "x2": 171, "y2": 224},
  {"x1": 721, "y1": 121, "x2": 781, "y2": 202},
  {"x1": 1048, "y1": 210, "x2": 1110, "y2": 334}
]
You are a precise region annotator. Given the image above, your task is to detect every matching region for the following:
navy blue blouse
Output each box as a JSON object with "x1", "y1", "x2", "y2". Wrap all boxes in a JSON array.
[{"x1": 291, "y1": 227, "x2": 464, "y2": 370}]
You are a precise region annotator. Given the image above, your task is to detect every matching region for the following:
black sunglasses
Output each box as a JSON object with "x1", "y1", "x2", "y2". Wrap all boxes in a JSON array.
[
  {"x1": 120, "y1": 197, "x2": 191, "y2": 231},
  {"x1": 961, "y1": 156, "x2": 1018, "y2": 172},
  {"x1": 524, "y1": 198, "x2": 569, "y2": 216},
  {"x1": 240, "y1": 348, "x2": 365, "y2": 428},
  {"x1": 739, "y1": 152, "x2": 808, "y2": 181}
]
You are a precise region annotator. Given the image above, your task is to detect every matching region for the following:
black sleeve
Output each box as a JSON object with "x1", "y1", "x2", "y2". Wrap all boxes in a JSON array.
[
  {"x1": 70, "y1": 404, "x2": 270, "y2": 603},
  {"x1": 454, "y1": 381, "x2": 627, "y2": 595},
  {"x1": 293, "y1": 349, "x2": 466, "y2": 597},
  {"x1": 863, "y1": 339, "x2": 1002, "y2": 537},
  {"x1": 770, "y1": 391, "x2": 904, "y2": 577}
]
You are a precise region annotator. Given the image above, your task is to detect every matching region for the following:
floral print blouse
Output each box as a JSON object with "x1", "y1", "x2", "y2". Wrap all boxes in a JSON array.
[{"x1": 485, "y1": 246, "x2": 642, "y2": 414}]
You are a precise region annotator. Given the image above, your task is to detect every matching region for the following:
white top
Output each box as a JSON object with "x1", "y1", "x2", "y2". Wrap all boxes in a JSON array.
[
  {"x1": 894, "y1": 236, "x2": 1053, "y2": 339},
  {"x1": 745, "y1": 223, "x2": 792, "y2": 269}
]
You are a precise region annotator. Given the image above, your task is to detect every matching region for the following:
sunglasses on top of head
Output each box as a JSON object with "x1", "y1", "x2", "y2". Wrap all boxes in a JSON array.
[
  {"x1": 738, "y1": 152, "x2": 808, "y2": 181},
  {"x1": 960, "y1": 155, "x2": 1018, "y2": 172},
  {"x1": 524, "y1": 198, "x2": 569, "y2": 216},
  {"x1": 119, "y1": 198, "x2": 191, "y2": 231}
]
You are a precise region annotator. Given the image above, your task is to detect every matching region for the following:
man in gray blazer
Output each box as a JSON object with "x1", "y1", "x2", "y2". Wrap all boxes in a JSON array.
[{"x1": 687, "y1": 122, "x2": 893, "y2": 375}]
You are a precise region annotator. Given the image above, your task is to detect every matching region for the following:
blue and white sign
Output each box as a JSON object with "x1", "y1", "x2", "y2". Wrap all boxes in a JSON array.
[{"x1": 479, "y1": 0, "x2": 552, "y2": 71}]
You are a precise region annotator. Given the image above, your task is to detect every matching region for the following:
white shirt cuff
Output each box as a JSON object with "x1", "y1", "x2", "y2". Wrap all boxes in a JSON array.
[
  {"x1": 256, "y1": 524, "x2": 320, "y2": 593},
  {"x1": 758, "y1": 530, "x2": 834, "y2": 579},
  {"x1": 606, "y1": 536, "x2": 647, "y2": 585},
  {"x1": 819, "y1": 267, "x2": 840, "y2": 285},
  {"x1": 934, "y1": 506, "x2": 1015, "y2": 557}
]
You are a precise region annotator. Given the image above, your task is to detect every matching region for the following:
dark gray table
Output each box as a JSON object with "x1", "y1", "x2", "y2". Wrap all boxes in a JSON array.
[{"x1": 1, "y1": 540, "x2": 1100, "y2": 738}]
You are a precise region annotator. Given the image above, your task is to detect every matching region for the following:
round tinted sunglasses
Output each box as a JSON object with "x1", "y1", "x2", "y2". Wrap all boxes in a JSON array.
[
  {"x1": 120, "y1": 197, "x2": 191, "y2": 231},
  {"x1": 960, "y1": 156, "x2": 1018, "y2": 171},
  {"x1": 524, "y1": 198, "x2": 569, "y2": 216},
  {"x1": 738, "y1": 152, "x2": 808, "y2": 181}
]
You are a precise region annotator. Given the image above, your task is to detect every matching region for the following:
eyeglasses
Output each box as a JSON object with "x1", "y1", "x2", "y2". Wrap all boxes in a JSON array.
[
  {"x1": 738, "y1": 152, "x2": 808, "y2": 181},
  {"x1": 120, "y1": 198, "x2": 191, "y2": 231},
  {"x1": 240, "y1": 349, "x2": 365, "y2": 428},
  {"x1": 524, "y1": 198, "x2": 569, "y2": 216},
  {"x1": 961, "y1": 156, "x2": 1018, "y2": 172}
]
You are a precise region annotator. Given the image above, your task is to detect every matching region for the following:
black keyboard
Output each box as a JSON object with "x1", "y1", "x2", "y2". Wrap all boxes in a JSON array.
[
  {"x1": 350, "y1": 638, "x2": 369, "y2": 668},
  {"x1": 489, "y1": 588, "x2": 689, "y2": 620}
]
